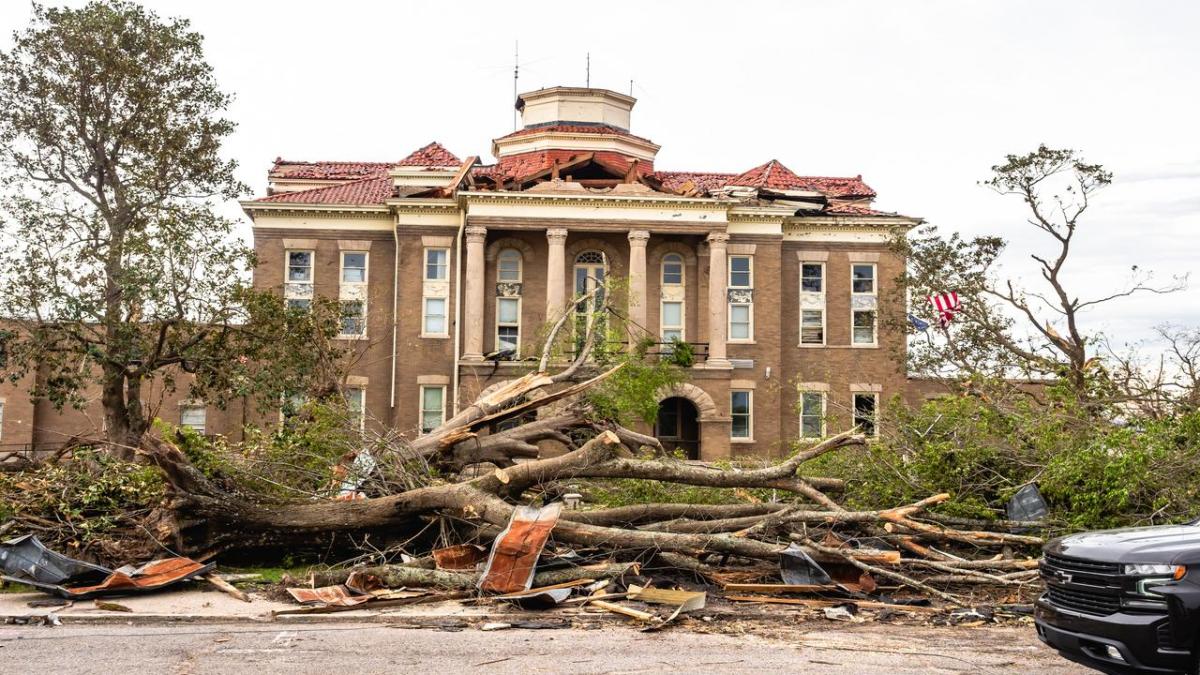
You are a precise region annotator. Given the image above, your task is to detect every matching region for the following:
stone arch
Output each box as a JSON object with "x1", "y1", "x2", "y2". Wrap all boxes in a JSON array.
[
  {"x1": 485, "y1": 236, "x2": 535, "y2": 263},
  {"x1": 657, "y1": 382, "x2": 720, "y2": 421},
  {"x1": 648, "y1": 241, "x2": 698, "y2": 268},
  {"x1": 566, "y1": 237, "x2": 622, "y2": 270}
]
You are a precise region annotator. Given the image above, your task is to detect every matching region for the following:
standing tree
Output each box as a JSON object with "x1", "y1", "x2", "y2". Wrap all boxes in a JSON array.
[
  {"x1": 897, "y1": 145, "x2": 1184, "y2": 405},
  {"x1": 0, "y1": 2, "x2": 331, "y2": 456}
]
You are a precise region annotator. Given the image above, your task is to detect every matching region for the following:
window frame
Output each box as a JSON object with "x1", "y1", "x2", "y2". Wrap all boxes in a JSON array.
[
  {"x1": 339, "y1": 299, "x2": 367, "y2": 338},
  {"x1": 425, "y1": 248, "x2": 449, "y2": 281},
  {"x1": 0, "y1": 398, "x2": 7, "y2": 441},
  {"x1": 730, "y1": 389, "x2": 753, "y2": 441},
  {"x1": 729, "y1": 255, "x2": 753, "y2": 289},
  {"x1": 285, "y1": 249, "x2": 314, "y2": 284},
  {"x1": 800, "y1": 308, "x2": 826, "y2": 346},
  {"x1": 850, "y1": 263, "x2": 878, "y2": 347},
  {"x1": 660, "y1": 300, "x2": 685, "y2": 343},
  {"x1": 179, "y1": 404, "x2": 206, "y2": 435},
  {"x1": 340, "y1": 251, "x2": 368, "y2": 284},
  {"x1": 344, "y1": 387, "x2": 366, "y2": 430},
  {"x1": 799, "y1": 391, "x2": 825, "y2": 439},
  {"x1": 419, "y1": 385, "x2": 447, "y2": 435},
  {"x1": 728, "y1": 302, "x2": 753, "y2": 342},
  {"x1": 497, "y1": 248, "x2": 522, "y2": 283},
  {"x1": 496, "y1": 296, "x2": 521, "y2": 356},
  {"x1": 801, "y1": 262, "x2": 824, "y2": 294},
  {"x1": 851, "y1": 308, "x2": 877, "y2": 347},
  {"x1": 661, "y1": 253, "x2": 684, "y2": 286},
  {"x1": 852, "y1": 392, "x2": 880, "y2": 438},
  {"x1": 422, "y1": 297, "x2": 449, "y2": 337},
  {"x1": 851, "y1": 263, "x2": 877, "y2": 295}
]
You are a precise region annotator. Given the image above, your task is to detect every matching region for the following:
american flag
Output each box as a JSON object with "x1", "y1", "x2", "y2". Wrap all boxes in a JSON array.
[{"x1": 928, "y1": 292, "x2": 961, "y2": 328}]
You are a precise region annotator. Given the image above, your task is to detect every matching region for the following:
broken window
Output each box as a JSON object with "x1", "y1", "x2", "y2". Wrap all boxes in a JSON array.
[
  {"x1": 180, "y1": 405, "x2": 206, "y2": 435},
  {"x1": 287, "y1": 250, "x2": 313, "y2": 283},
  {"x1": 341, "y1": 300, "x2": 366, "y2": 337},
  {"x1": 853, "y1": 392, "x2": 878, "y2": 437},
  {"x1": 799, "y1": 391, "x2": 824, "y2": 438},
  {"x1": 420, "y1": 385, "x2": 446, "y2": 434},
  {"x1": 801, "y1": 309, "x2": 824, "y2": 345}
]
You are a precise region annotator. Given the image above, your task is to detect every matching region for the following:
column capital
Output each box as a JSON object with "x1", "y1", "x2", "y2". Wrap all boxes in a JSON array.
[
  {"x1": 465, "y1": 225, "x2": 488, "y2": 244},
  {"x1": 627, "y1": 229, "x2": 650, "y2": 246},
  {"x1": 706, "y1": 232, "x2": 730, "y2": 247},
  {"x1": 546, "y1": 227, "x2": 569, "y2": 243}
]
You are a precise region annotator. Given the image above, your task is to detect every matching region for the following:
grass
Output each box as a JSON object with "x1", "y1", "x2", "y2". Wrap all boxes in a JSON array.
[{"x1": 217, "y1": 565, "x2": 313, "y2": 584}]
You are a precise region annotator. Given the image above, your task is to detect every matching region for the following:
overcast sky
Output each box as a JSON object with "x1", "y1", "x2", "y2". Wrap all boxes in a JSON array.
[{"x1": 3, "y1": 0, "x2": 1198, "y2": 351}]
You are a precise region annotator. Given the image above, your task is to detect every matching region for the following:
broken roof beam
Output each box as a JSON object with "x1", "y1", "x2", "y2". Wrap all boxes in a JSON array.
[
  {"x1": 439, "y1": 155, "x2": 480, "y2": 197},
  {"x1": 512, "y1": 152, "x2": 596, "y2": 187}
]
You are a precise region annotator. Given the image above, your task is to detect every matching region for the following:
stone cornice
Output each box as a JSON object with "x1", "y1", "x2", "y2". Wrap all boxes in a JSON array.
[
  {"x1": 459, "y1": 190, "x2": 727, "y2": 210},
  {"x1": 241, "y1": 201, "x2": 390, "y2": 218},
  {"x1": 787, "y1": 215, "x2": 922, "y2": 228}
]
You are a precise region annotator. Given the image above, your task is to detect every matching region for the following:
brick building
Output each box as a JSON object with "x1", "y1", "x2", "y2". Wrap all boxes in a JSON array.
[{"x1": 0, "y1": 86, "x2": 920, "y2": 463}]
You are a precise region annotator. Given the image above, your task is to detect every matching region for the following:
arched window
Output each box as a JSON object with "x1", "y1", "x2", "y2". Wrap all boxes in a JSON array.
[
  {"x1": 573, "y1": 251, "x2": 607, "y2": 298},
  {"x1": 497, "y1": 249, "x2": 522, "y2": 282},
  {"x1": 661, "y1": 253, "x2": 683, "y2": 285}
]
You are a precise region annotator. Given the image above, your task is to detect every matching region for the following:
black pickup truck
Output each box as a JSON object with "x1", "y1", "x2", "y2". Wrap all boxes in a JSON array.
[{"x1": 1036, "y1": 524, "x2": 1200, "y2": 673}]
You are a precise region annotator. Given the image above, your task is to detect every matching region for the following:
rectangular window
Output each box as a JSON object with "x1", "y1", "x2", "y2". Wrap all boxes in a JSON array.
[
  {"x1": 341, "y1": 300, "x2": 366, "y2": 337},
  {"x1": 425, "y1": 248, "x2": 449, "y2": 281},
  {"x1": 287, "y1": 298, "x2": 311, "y2": 311},
  {"x1": 729, "y1": 256, "x2": 753, "y2": 288},
  {"x1": 0, "y1": 400, "x2": 4, "y2": 440},
  {"x1": 852, "y1": 309, "x2": 877, "y2": 345},
  {"x1": 420, "y1": 385, "x2": 446, "y2": 434},
  {"x1": 423, "y1": 297, "x2": 447, "y2": 335},
  {"x1": 729, "y1": 303, "x2": 752, "y2": 340},
  {"x1": 852, "y1": 264, "x2": 876, "y2": 294},
  {"x1": 287, "y1": 250, "x2": 313, "y2": 283},
  {"x1": 180, "y1": 405, "x2": 206, "y2": 435},
  {"x1": 341, "y1": 252, "x2": 367, "y2": 283},
  {"x1": 281, "y1": 393, "x2": 307, "y2": 422},
  {"x1": 853, "y1": 392, "x2": 878, "y2": 437},
  {"x1": 661, "y1": 301, "x2": 683, "y2": 342},
  {"x1": 799, "y1": 392, "x2": 824, "y2": 438},
  {"x1": 345, "y1": 387, "x2": 365, "y2": 429},
  {"x1": 801, "y1": 263, "x2": 824, "y2": 293},
  {"x1": 497, "y1": 297, "x2": 520, "y2": 353},
  {"x1": 801, "y1": 309, "x2": 825, "y2": 345},
  {"x1": 730, "y1": 390, "x2": 752, "y2": 439}
]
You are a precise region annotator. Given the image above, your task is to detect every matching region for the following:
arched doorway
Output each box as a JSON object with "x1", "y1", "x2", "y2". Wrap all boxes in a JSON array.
[{"x1": 655, "y1": 396, "x2": 700, "y2": 460}]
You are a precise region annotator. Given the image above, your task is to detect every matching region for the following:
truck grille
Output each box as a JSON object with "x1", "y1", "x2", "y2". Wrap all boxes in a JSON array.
[
  {"x1": 1041, "y1": 553, "x2": 1122, "y2": 616},
  {"x1": 1044, "y1": 584, "x2": 1121, "y2": 615}
]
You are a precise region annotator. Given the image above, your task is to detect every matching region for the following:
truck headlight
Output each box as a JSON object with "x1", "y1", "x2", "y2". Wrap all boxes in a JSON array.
[{"x1": 1124, "y1": 563, "x2": 1185, "y2": 578}]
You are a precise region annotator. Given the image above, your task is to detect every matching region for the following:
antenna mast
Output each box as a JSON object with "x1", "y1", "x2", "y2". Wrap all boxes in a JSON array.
[
  {"x1": 586, "y1": 52, "x2": 590, "y2": 87},
  {"x1": 513, "y1": 41, "x2": 519, "y2": 131}
]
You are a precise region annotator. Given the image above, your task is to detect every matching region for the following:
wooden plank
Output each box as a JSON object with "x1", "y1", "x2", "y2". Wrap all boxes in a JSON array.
[
  {"x1": 491, "y1": 578, "x2": 594, "y2": 599},
  {"x1": 724, "y1": 594, "x2": 943, "y2": 614},
  {"x1": 589, "y1": 599, "x2": 655, "y2": 621},
  {"x1": 627, "y1": 585, "x2": 706, "y2": 612},
  {"x1": 721, "y1": 583, "x2": 848, "y2": 595},
  {"x1": 204, "y1": 574, "x2": 250, "y2": 603}
]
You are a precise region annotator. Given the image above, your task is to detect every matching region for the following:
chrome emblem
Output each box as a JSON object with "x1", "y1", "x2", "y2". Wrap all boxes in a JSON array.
[{"x1": 1048, "y1": 569, "x2": 1073, "y2": 584}]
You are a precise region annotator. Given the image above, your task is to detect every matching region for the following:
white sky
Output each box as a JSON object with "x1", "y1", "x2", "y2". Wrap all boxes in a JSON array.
[{"x1": 3, "y1": 0, "x2": 1198, "y2": 351}]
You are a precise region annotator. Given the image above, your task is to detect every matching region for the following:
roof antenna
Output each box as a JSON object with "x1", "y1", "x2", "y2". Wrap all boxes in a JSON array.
[
  {"x1": 513, "y1": 41, "x2": 519, "y2": 131},
  {"x1": 630, "y1": 79, "x2": 633, "y2": 96},
  {"x1": 586, "y1": 52, "x2": 590, "y2": 88}
]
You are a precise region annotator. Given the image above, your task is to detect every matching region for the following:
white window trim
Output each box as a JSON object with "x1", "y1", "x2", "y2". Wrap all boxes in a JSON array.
[
  {"x1": 340, "y1": 250, "x2": 369, "y2": 284},
  {"x1": 799, "y1": 261, "x2": 826, "y2": 347},
  {"x1": 661, "y1": 253, "x2": 685, "y2": 286},
  {"x1": 424, "y1": 247, "x2": 450, "y2": 282},
  {"x1": 730, "y1": 389, "x2": 754, "y2": 443},
  {"x1": 495, "y1": 296, "x2": 522, "y2": 357},
  {"x1": 660, "y1": 299, "x2": 685, "y2": 342},
  {"x1": 497, "y1": 249, "x2": 523, "y2": 283},
  {"x1": 285, "y1": 249, "x2": 315, "y2": 285},
  {"x1": 419, "y1": 385, "x2": 447, "y2": 435},
  {"x1": 851, "y1": 263, "x2": 878, "y2": 348},
  {"x1": 0, "y1": 398, "x2": 7, "y2": 442},
  {"x1": 338, "y1": 299, "x2": 368, "y2": 340},
  {"x1": 801, "y1": 261, "x2": 825, "y2": 294},
  {"x1": 728, "y1": 255, "x2": 753, "y2": 289},
  {"x1": 852, "y1": 391, "x2": 880, "y2": 438},
  {"x1": 798, "y1": 390, "x2": 826, "y2": 439},
  {"x1": 728, "y1": 302, "x2": 754, "y2": 343},
  {"x1": 344, "y1": 387, "x2": 366, "y2": 431},
  {"x1": 421, "y1": 297, "x2": 450, "y2": 338}
]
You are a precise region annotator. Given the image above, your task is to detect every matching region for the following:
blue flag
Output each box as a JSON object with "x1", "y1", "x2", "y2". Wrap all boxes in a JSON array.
[{"x1": 908, "y1": 313, "x2": 930, "y2": 332}]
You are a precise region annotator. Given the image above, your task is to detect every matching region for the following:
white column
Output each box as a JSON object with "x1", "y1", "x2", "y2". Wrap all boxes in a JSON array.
[
  {"x1": 706, "y1": 232, "x2": 731, "y2": 368},
  {"x1": 545, "y1": 228, "x2": 568, "y2": 320},
  {"x1": 626, "y1": 230, "x2": 650, "y2": 337},
  {"x1": 462, "y1": 225, "x2": 487, "y2": 360}
]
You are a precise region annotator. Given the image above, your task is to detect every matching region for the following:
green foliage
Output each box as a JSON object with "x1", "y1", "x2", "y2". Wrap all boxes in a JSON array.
[
  {"x1": 806, "y1": 390, "x2": 1200, "y2": 531},
  {"x1": 0, "y1": 447, "x2": 164, "y2": 547},
  {"x1": 587, "y1": 357, "x2": 684, "y2": 426},
  {"x1": 664, "y1": 338, "x2": 695, "y2": 368}
]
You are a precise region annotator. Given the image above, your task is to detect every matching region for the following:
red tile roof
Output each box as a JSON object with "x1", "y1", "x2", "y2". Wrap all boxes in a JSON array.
[
  {"x1": 397, "y1": 141, "x2": 461, "y2": 167},
  {"x1": 496, "y1": 124, "x2": 655, "y2": 146},
  {"x1": 269, "y1": 159, "x2": 394, "y2": 181},
  {"x1": 255, "y1": 176, "x2": 393, "y2": 205},
  {"x1": 654, "y1": 162, "x2": 876, "y2": 199},
  {"x1": 821, "y1": 202, "x2": 895, "y2": 216}
]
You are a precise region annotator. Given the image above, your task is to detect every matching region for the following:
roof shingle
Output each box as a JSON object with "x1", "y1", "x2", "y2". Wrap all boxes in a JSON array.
[
  {"x1": 397, "y1": 141, "x2": 461, "y2": 167},
  {"x1": 255, "y1": 176, "x2": 393, "y2": 205}
]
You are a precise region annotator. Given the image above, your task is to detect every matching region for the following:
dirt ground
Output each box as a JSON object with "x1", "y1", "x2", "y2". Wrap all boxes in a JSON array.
[{"x1": 0, "y1": 621, "x2": 1086, "y2": 674}]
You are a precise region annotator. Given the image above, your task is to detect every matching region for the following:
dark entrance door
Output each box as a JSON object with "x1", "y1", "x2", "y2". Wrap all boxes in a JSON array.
[{"x1": 655, "y1": 397, "x2": 700, "y2": 460}]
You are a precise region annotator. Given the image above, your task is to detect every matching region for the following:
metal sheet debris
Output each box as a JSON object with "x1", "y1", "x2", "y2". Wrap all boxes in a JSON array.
[
  {"x1": 4, "y1": 550, "x2": 215, "y2": 599},
  {"x1": 499, "y1": 587, "x2": 572, "y2": 609},
  {"x1": 478, "y1": 502, "x2": 563, "y2": 594},
  {"x1": 433, "y1": 544, "x2": 487, "y2": 571},
  {"x1": 286, "y1": 585, "x2": 372, "y2": 607},
  {"x1": 780, "y1": 543, "x2": 834, "y2": 586},
  {"x1": 0, "y1": 534, "x2": 111, "y2": 587}
]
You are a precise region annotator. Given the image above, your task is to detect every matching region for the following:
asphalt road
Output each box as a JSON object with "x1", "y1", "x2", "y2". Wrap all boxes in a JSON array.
[{"x1": 0, "y1": 622, "x2": 1087, "y2": 674}]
